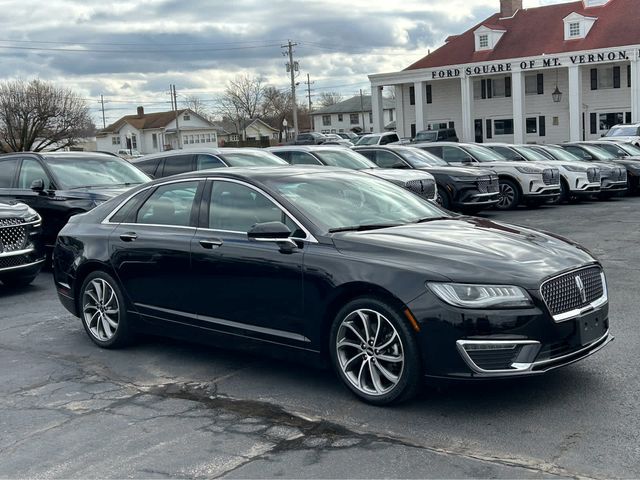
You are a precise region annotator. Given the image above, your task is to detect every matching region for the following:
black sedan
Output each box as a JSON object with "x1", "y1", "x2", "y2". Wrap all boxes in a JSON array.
[
  {"x1": 0, "y1": 152, "x2": 150, "y2": 250},
  {"x1": 54, "y1": 167, "x2": 613, "y2": 405},
  {"x1": 0, "y1": 201, "x2": 44, "y2": 286},
  {"x1": 353, "y1": 145, "x2": 499, "y2": 213}
]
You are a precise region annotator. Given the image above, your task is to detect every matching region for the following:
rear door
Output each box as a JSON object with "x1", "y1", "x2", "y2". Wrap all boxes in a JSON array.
[{"x1": 158, "y1": 154, "x2": 195, "y2": 177}]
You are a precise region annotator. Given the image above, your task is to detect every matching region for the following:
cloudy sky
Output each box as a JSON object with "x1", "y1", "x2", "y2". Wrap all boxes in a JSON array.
[{"x1": 0, "y1": 0, "x2": 569, "y2": 125}]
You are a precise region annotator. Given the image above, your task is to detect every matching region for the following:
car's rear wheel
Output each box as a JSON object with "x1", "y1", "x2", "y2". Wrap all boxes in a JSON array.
[
  {"x1": 79, "y1": 271, "x2": 133, "y2": 349},
  {"x1": 329, "y1": 297, "x2": 421, "y2": 405},
  {"x1": 496, "y1": 179, "x2": 520, "y2": 210}
]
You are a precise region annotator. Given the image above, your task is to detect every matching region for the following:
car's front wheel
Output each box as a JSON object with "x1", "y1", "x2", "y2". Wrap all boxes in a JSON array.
[
  {"x1": 496, "y1": 179, "x2": 520, "y2": 210},
  {"x1": 329, "y1": 297, "x2": 422, "y2": 405}
]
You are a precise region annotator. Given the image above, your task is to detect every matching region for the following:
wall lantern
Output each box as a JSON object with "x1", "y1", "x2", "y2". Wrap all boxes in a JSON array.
[{"x1": 552, "y1": 69, "x2": 563, "y2": 103}]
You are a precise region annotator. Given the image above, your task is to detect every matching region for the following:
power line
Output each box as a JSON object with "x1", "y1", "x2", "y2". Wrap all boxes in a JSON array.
[
  {"x1": 0, "y1": 43, "x2": 283, "y2": 53},
  {"x1": 0, "y1": 37, "x2": 287, "y2": 47}
]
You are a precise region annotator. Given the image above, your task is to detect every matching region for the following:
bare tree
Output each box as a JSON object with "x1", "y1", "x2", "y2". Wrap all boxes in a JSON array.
[
  {"x1": 383, "y1": 86, "x2": 397, "y2": 101},
  {"x1": 261, "y1": 87, "x2": 292, "y2": 142},
  {"x1": 318, "y1": 92, "x2": 343, "y2": 107},
  {"x1": 0, "y1": 79, "x2": 93, "y2": 152},
  {"x1": 215, "y1": 75, "x2": 264, "y2": 140},
  {"x1": 182, "y1": 95, "x2": 209, "y2": 118}
]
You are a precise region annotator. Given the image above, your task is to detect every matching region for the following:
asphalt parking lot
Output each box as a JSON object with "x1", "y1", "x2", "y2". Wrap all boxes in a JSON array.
[{"x1": 1, "y1": 197, "x2": 639, "y2": 479}]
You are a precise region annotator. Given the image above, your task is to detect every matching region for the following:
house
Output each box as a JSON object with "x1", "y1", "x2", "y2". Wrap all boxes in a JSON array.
[
  {"x1": 311, "y1": 95, "x2": 396, "y2": 134},
  {"x1": 369, "y1": 0, "x2": 640, "y2": 144},
  {"x1": 213, "y1": 118, "x2": 281, "y2": 145},
  {"x1": 96, "y1": 107, "x2": 218, "y2": 155}
]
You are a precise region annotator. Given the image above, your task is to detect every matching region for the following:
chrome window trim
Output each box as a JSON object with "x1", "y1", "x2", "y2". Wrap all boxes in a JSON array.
[
  {"x1": 0, "y1": 247, "x2": 35, "y2": 258},
  {"x1": 540, "y1": 268, "x2": 608, "y2": 323},
  {"x1": 456, "y1": 340, "x2": 541, "y2": 375}
]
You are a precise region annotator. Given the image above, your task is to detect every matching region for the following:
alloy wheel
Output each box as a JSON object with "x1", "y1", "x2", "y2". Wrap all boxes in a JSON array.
[
  {"x1": 82, "y1": 278, "x2": 120, "y2": 341},
  {"x1": 497, "y1": 183, "x2": 516, "y2": 209},
  {"x1": 336, "y1": 309, "x2": 404, "y2": 396}
]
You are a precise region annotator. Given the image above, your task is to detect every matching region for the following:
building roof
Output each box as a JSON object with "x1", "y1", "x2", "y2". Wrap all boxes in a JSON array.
[
  {"x1": 313, "y1": 95, "x2": 395, "y2": 115},
  {"x1": 99, "y1": 109, "x2": 190, "y2": 135},
  {"x1": 406, "y1": 0, "x2": 640, "y2": 71}
]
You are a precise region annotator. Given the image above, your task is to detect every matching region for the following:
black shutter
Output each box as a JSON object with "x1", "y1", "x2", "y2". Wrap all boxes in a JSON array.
[
  {"x1": 613, "y1": 66, "x2": 621, "y2": 88},
  {"x1": 591, "y1": 69, "x2": 598, "y2": 90},
  {"x1": 505, "y1": 77, "x2": 512, "y2": 97},
  {"x1": 539, "y1": 116, "x2": 546, "y2": 137},
  {"x1": 448, "y1": 121, "x2": 455, "y2": 128},
  {"x1": 481, "y1": 79, "x2": 487, "y2": 99},
  {"x1": 537, "y1": 73, "x2": 544, "y2": 94},
  {"x1": 487, "y1": 80, "x2": 493, "y2": 99},
  {"x1": 486, "y1": 119, "x2": 493, "y2": 139},
  {"x1": 409, "y1": 86, "x2": 415, "y2": 105},
  {"x1": 629, "y1": 65, "x2": 632, "y2": 88},
  {"x1": 626, "y1": 112, "x2": 632, "y2": 123},
  {"x1": 590, "y1": 113, "x2": 597, "y2": 134},
  {"x1": 410, "y1": 123, "x2": 416, "y2": 138},
  {"x1": 426, "y1": 84, "x2": 433, "y2": 104}
]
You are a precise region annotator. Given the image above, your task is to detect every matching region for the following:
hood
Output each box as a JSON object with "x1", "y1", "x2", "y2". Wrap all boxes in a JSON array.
[
  {"x1": 0, "y1": 201, "x2": 31, "y2": 218},
  {"x1": 56, "y1": 185, "x2": 138, "y2": 201},
  {"x1": 367, "y1": 169, "x2": 435, "y2": 183},
  {"x1": 332, "y1": 217, "x2": 595, "y2": 289},
  {"x1": 475, "y1": 160, "x2": 550, "y2": 170},
  {"x1": 604, "y1": 136, "x2": 639, "y2": 143},
  {"x1": 416, "y1": 166, "x2": 496, "y2": 177}
]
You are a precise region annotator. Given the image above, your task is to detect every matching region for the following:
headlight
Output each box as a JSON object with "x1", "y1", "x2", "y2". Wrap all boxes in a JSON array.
[
  {"x1": 427, "y1": 283, "x2": 533, "y2": 308},
  {"x1": 515, "y1": 166, "x2": 543, "y2": 174},
  {"x1": 450, "y1": 176, "x2": 477, "y2": 182},
  {"x1": 24, "y1": 207, "x2": 41, "y2": 223},
  {"x1": 561, "y1": 164, "x2": 587, "y2": 172}
]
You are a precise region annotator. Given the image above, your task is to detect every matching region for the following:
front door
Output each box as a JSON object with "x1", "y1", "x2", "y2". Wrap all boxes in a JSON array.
[{"x1": 190, "y1": 179, "x2": 307, "y2": 346}]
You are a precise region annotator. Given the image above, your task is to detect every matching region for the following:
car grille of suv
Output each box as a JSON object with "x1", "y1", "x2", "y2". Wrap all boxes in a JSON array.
[
  {"x1": 614, "y1": 167, "x2": 627, "y2": 182},
  {"x1": 0, "y1": 219, "x2": 27, "y2": 253},
  {"x1": 587, "y1": 168, "x2": 601, "y2": 183},
  {"x1": 477, "y1": 176, "x2": 499, "y2": 193},
  {"x1": 405, "y1": 178, "x2": 436, "y2": 199},
  {"x1": 542, "y1": 168, "x2": 561, "y2": 186},
  {"x1": 540, "y1": 266, "x2": 604, "y2": 317}
]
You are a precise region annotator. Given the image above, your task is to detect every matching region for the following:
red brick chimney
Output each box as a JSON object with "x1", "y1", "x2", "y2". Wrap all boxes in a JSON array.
[
  {"x1": 136, "y1": 106, "x2": 144, "y2": 118},
  {"x1": 500, "y1": 0, "x2": 522, "y2": 18}
]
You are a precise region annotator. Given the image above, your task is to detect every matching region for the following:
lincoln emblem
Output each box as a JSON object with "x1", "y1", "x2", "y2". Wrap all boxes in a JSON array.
[{"x1": 575, "y1": 276, "x2": 587, "y2": 303}]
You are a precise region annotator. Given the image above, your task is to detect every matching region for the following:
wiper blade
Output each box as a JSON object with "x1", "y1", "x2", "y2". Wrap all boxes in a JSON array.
[
  {"x1": 413, "y1": 216, "x2": 451, "y2": 223},
  {"x1": 329, "y1": 223, "x2": 403, "y2": 233}
]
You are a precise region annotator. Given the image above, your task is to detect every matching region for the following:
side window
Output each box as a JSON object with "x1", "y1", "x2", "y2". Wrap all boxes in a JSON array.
[
  {"x1": 270, "y1": 151, "x2": 290, "y2": 162},
  {"x1": 136, "y1": 181, "x2": 199, "y2": 226},
  {"x1": 209, "y1": 181, "x2": 303, "y2": 236},
  {"x1": 357, "y1": 150, "x2": 376, "y2": 162},
  {"x1": 441, "y1": 146, "x2": 471, "y2": 163},
  {"x1": 18, "y1": 158, "x2": 51, "y2": 189},
  {"x1": 375, "y1": 151, "x2": 406, "y2": 169},
  {"x1": 0, "y1": 158, "x2": 20, "y2": 188},
  {"x1": 289, "y1": 151, "x2": 321, "y2": 165},
  {"x1": 162, "y1": 155, "x2": 193, "y2": 177},
  {"x1": 565, "y1": 146, "x2": 591, "y2": 160},
  {"x1": 423, "y1": 146, "x2": 443, "y2": 158},
  {"x1": 491, "y1": 146, "x2": 521, "y2": 161},
  {"x1": 136, "y1": 159, "x2": 162, "y2": 177},
  {"x1": 196, "y1": 154, "x2": 224, "y2": 171}
]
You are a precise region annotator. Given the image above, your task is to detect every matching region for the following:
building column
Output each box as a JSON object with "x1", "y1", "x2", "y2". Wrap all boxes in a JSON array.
[
  {"x1": 414, "y1": 81, "x2": 426, "y2": 133},
  {"x1": 512, "y1": 70, "x2": 525, "y2": 144},
  {"x1": 371, "y1": 85, "x2": 384, "y2": 133},
  {"x1": 395, "y1": 85, "x2": 405, "y2": 137},
  {"x1": 460, "y1": 76, "x2": 474, "y2": 143},
  {"x1": 631, "y1": 57, "x2": 640, "y2": 123},
  {"x1": 568, "y1": 65, "x2": 583, "y2": 142}
]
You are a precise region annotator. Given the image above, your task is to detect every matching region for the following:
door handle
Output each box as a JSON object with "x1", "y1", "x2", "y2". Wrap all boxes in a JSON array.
[
  {"x1": 119, "y1": 232, "x2": 138, "y2": 242},
  {"x1": 199, "y1": 238, "x2": 223, "y2": 249}
]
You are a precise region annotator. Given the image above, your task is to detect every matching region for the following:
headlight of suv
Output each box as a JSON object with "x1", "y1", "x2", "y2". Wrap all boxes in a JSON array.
[
  {"x1": 561, "y1": 164, "x2": 587, "y2": 172},
  {"x1": 515, "y1": 166, "x2": 543, "y2": 174},
  {"x1": 24, "y1": 207, "x2": 41, "y2": 223},
  {"x1": 427, "y1": 283, "x2": 533, "y2": 308}
]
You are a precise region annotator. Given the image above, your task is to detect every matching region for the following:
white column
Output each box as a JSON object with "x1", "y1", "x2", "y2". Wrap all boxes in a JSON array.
[
  {"x1": 371, "y1": 85, "x2": 384, "y2": 133},
  {"x1": 460, "y1": 76, "x2": 474, "y2": 143},
  {"x1": 414, "y1": 81, "x2": 425, "y2": 133},
  {"x1": 512, "y1": 70, "x2": 525, "y2": 144},
  {"x1": 568, "y1": 65, "x2": 583, "y2": 142},
  {"x1": 631, "y1": 57, "x2": 640, "y2": 123},
  {"x1": 395, "y1": 85, "x2": 405, "y2": 137}
]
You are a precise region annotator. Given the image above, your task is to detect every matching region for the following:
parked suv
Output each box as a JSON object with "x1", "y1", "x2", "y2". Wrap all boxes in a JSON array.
[
  {"x1": 415, "y1": 142, "x2": 560, "y2": 209},
  {"x1": 484, "y1": 144, "x2": 601, "y2": 203},
  {"x1": 604, "y1": 123, "x2": 640, "y2": 146},
  {"x1": 353, "y1": 145, "x2": 499, "y2": 213},
  {"x1": 354, "y1": 132, "x2": 401, "y2": 146},
  {"x1": 579, "y1": 141, "x2": 640, "y2": 194},
  {"x1": 0, "y1": 201, "x2": 44, "y2": 287},
  {"x1": 413, "y1": 128, "x2": 458, "y2": 143},
  {"x1": 291, "y1": 132, "x2": 326, "y2": 145}
]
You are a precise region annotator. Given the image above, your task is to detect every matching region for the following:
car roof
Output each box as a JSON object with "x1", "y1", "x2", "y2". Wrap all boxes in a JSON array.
[
  {"x1": 131, "y1": 147, "x2": 268, "y2": 163},
  {"x1": 268, "y1": 145, "x2": 349, "y2": 152},
  {"x1": 0, "y1": 151, "x2": 123, "y2": 160}
]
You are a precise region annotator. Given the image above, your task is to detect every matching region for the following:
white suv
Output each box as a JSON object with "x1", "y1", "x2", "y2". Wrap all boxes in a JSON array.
[
  {"x1": 415, "y1": 142, "x2": 561, "y2": 210},
  {"x1": 603, "y1": 123, "x2": 640, "y2": 146},
  {"x1": 354, "y1": 132, "x2": 402, "y2": 146}
]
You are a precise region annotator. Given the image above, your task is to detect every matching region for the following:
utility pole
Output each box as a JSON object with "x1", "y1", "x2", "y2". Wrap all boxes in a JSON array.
[
  {"x1": 100, "y1": 95, "x2": 106, "y2": 129},
  {"x1": 304, "y1": 73, "x2": 314, "y2": 131},
  {"x1": 172, "y1": 84, "x2": 182, "y2": 149},
  {"x1": 282, "y1": 40, "x2": 299, "y2": 137},
  {"x1": 360, "y1": 89, "x2": 366, "y2": 133}
]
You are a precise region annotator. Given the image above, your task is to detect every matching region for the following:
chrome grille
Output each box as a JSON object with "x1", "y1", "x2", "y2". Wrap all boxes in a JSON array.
[
  {"x1": 542, "y1": 168, "x2": 560, "y2": 186},
  {"x1": 477, "y1": 176, "x2": 499, "y2": 193},
  {"x1": 587, "y1": 168, "x2": 600, "y2": 183},
  {"x1": 0, "y1": 218, "x2": 24, "y2": 227},
  {"x1": 0, "y1": 221, "x2": 27, "y2": 253},
  {"x1": 541, "y1": 267, "x2": 604, "y2": 317},
  {"x1": 405, "y1": 178, "x2": 436, "y2": 199},
  {"x1": 0, "y1": 253, "x2": 30, "y2": 270}
]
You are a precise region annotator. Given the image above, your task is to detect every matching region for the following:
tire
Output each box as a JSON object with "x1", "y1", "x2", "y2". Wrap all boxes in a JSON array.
[
  {"x1": 558, "y1": 179, "x2": 570, "y2": 203},
  {"x1": 496, "y1": 179, "x2": 520, "y2": 210},
  {"x1": 329, "y1": 297, "x2": 422, "y2": 406},
  {"x1": 0, "y1": 274, "x2": 38, "y2": 288},
  {"x1": 436, "y1": 186, "x2": 452, "y2": 210},
  {"x1": 79, "y1": 271, "x2": 133, "y2": 349}
]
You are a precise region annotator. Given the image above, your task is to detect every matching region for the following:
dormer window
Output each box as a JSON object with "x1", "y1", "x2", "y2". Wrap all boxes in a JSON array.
[
  {"x1": 479, "y1": 34, "x2": 489, "y2": 49},
  {"x1": 569, "y1": 22, "x2": 581, "y2": 38},
  {"x1": 563, "y1": 12, "x2": 597, "y2": 40},
  {"x1": 474, "y1": 25, "x2": 506, "y2": 52}
]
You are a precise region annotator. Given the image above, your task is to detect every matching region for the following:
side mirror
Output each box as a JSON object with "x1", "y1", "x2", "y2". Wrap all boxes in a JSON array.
[
  {"x1": 31, "y1": 179, "x2": 45, "y2": 192},
  {"x1": 247, "y1": 221, "x2": 297, "y2": 253}
]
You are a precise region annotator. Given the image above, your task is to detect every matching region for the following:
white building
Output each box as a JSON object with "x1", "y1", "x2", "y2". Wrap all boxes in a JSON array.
[
  {"x1": 312, "y1": 95, "x2": 396, "y2": 134},
  {"x1": 96, "y1": 107, "x2": 218, "y2": 155},
  {"x1": 369, "y1": 0, "x2": 640, "y2": 144}
]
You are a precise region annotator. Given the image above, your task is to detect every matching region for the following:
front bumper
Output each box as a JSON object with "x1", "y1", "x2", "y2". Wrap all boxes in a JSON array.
[
  {"x1": 601, "y1": 180, "x2": 627, "y2": 192},
  {"x1": 457, "y1": 192, "x2": 500, "y2": 207}
]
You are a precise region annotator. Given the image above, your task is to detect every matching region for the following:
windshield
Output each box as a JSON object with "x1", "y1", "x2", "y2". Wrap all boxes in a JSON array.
[
  {"x1": 542, "y1": 146, "x2": 582, "y2": 162},
  {"x1": 580, "y1": 145, "x2": 618, "y2": 160},
  {"x1": 606, "y1": 126, "x2": 639, "y2": 137},
  {"x1": 219, "y1": 151, "x2": 288, "y2": 167},
  {"x1": 398, "y1": 147, "x2": 448, "y2": 167},
  {"x1": 44, "y1": 155, "x2": 150, "y2": 189},
  {"x1": 315, "y1": 150, "x2": 376, "y2": 170},
  {"x1": 463, "y1": 145, "x2": 507, "y2": 162},
  {"x1": 513, "y1": 146, "x2": 549, "y2": 162},
  {"x1": 266, "y1": 172, "x2": 446, "y2": 233},
  {"x1": 415, "y1": 131, "x2": 437, "y2": 142},
  {"x1": 356, "y1": 136, "x2": 380, "y2": 145},
  {"x1": 617, "y1": 143, "x2": 640, "y2": 156}
]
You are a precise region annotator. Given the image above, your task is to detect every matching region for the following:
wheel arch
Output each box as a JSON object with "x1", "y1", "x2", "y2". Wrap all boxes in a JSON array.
[
  {"x1": 73, "y1": 260, "x2": 119, "y2": 314},
  {"x1": 497, "y1": 174, "x2": 524, "y2": 196}
]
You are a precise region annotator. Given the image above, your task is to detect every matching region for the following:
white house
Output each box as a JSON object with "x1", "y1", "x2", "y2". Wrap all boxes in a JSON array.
[
  {"x1": 213, "y1": 118, "x2": 281, "y2": 145},
  {"x1": 96, "y1": 107, "x2": 218, "y2": 155},
  {"x1": 369, "y1": 0, "x2": 640, "y2": 144},
  {"x1": 312, "y1": 95, "x2": 396, "y2": 134}
]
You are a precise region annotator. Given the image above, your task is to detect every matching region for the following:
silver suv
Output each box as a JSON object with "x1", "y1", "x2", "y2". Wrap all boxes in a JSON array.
[{"x1": 603, "y1": 123, "x2": 640, "y2": 146}]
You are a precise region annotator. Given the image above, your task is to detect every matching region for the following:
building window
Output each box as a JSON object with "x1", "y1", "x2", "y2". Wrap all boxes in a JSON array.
[
  {"x1": 369, "y1": 112, "x2": 373, "y2": 124},
  {"x1": 131, "y1": 134, "x2": 137, "y2": 149},
  {"x1": 350, "y1": 113, "x2": 359, "y2": 125},
  {"x1": 189, "y1": 135, "x2": 194, "y2": 144},
  {"x1": 389, "y1": 110, "x2": 394, "y2": 121},
  {"x1": 479, "y1": 34, "x2": 489, "y2": 48},
  {"x1": 230, "y1": 134, "x2": 238, "y2": 142},
  {"x1": 526, "y1": 117, "x2": 538, "y2": 134},
  {"x1": 599, "y1": 67, "x2": 614, "y2": 89},
  {"x1": 195, "y1": 135, "x2": 200, "y2": 143},
  {"x1": 152, "y1": 133, "x2": 158, "y2": 149},
  {"x1": 494, "y1": 119, "x2": 514, "y2": 135},
  {"x1": 111, "y1": 136, "x2": 121, "y2": 145},
  {"x1": 569, "y1": 22, "x2": 580, "y2": 38},
  {"x1": 206, "y1": 134, "x2": 211, "y2": 143},
  {"x1": 525, "y1": 75, "x2": 538, "y2": 95},
  {"x1": 338, "y1": 114, "x2": 343, "y2": 122},
  {"x1": 492, "y1": 79, "x2": 506, "y2": 98},
  {"x1": 599, "y1": 113, "x2": 624, "y2": 132},
  {"x1": 322, "y1": 115, "x2": 331, "y2": 126},
  {"x1": 183, "y1": 114, "x2": 190, "y2": 121},
  {"x1": 409, "y1": 86, "x2": 415, "y2": 105},
  {"x1": 183, "y1": 135, "x2": 189, "y2": 145}
]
